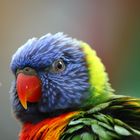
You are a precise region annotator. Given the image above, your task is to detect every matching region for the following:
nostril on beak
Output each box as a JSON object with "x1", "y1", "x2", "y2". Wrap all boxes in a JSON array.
[
  {"x1": 25, "y1": 67, "x2": 30, "y2": 72},
  {"x1": 22, "y1": 67, "x2": 37, "y2": 75}
]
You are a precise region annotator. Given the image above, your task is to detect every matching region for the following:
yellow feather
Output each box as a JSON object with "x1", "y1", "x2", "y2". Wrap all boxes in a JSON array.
[{"x1": 80, "y1": 41, "x2": 113, "y2": 97}]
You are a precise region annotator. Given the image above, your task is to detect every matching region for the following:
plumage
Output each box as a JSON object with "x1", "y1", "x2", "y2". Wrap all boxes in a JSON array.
[
  {"x1": 61, "y1": 96, "x2": 140, "y2": 140},
  {"x1": 19, "y1": 111, "x2": 80, "y2": 140},
  {"x1": 10, "y1": 32, "x2": 140, "y2": 140}
]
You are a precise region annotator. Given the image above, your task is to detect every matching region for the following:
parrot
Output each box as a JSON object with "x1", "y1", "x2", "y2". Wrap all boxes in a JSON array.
[{"x1": 10, "y1": 32, "x2": 140, "y2": 140}]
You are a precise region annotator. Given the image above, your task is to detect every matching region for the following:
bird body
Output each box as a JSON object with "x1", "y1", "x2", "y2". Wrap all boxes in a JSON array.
[
  {"x1": 19, "y1": 96, "x2": 140, "y2": 140},
  {"x1": 10, "y1": 33, "x2": 140, "y2": 140}
]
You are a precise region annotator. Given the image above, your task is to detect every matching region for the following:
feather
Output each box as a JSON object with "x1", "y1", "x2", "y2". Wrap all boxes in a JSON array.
[
  {"x1": 61, "y1": 96, "x2": 140, "y2": 140},
  {"x1": 19, "y1": 111, "x2": 80, "y2": 140}
]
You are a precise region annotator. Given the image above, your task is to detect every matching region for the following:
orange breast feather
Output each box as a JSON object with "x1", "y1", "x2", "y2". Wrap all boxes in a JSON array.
[{"x1": 19, "y1": 111, "x2": 80, "y2": 140}]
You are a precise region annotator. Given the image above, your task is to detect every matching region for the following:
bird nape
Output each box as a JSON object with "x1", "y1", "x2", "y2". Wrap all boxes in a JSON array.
[{"x1": 10, "y1": 32, "x2": 140, "y2": 140}]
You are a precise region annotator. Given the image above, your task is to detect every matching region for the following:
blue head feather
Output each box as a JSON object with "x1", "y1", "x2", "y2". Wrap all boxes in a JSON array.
[{"x1": 10, "y1": 33, "x2": 90, "y2": 122}]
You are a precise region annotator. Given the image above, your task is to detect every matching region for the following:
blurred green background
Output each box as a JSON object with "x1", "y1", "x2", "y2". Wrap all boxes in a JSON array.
[{"x1": 0, "y1": 0, "x2": 140, "y2": 139}]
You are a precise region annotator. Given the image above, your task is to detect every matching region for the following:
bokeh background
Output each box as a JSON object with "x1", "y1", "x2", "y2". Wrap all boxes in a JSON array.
[{"x1": 0, "y1": 0, "x2": 140, "y2": 139}]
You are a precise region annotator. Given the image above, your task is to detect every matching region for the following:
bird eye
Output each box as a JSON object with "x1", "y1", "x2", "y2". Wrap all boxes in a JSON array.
[{"x1": 51, "y1": 59, "x2": 65, "y2": 73}]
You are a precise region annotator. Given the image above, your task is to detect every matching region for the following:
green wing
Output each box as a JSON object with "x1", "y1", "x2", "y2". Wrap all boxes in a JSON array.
[{"x1": 61, "y1": 96, "x2": 140, "y2": 140}]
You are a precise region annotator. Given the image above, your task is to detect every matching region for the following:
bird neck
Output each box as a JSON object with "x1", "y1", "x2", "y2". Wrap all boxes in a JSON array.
[
  {"x1": 19, "y1": 111, "x2": 80, "y2": 140},
  {"x1": 80, "y1": 42, "x2": 114, "y2": 107}
]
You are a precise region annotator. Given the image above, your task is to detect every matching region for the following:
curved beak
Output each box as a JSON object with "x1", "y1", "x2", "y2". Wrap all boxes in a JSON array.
[{"x1": 16, "y1": 73, "x2": 42, "y2": 109}]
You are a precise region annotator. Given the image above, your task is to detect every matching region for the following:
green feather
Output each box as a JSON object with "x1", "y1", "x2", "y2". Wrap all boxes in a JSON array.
[
  {"x1": 61, "y1": 96, "x2": 140, "y2": 140},
  {"x1": 80, "y1": 132, "x2": 94, "y2": 140}
]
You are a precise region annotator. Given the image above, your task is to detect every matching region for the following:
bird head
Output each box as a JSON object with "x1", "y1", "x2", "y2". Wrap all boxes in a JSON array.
[{"x1": 10, "y1": 33, "x2": 113, "y2": 123}]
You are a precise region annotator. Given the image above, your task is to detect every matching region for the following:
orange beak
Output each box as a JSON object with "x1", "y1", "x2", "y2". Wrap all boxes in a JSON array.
[{"x1": 16, "y1": 73, "x2": 42, "y2": 109}]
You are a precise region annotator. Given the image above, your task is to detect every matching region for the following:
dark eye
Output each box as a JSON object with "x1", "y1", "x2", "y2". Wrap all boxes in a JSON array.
[{"x1": 52, "y1": 59, "x2": 65, "y2": 73}]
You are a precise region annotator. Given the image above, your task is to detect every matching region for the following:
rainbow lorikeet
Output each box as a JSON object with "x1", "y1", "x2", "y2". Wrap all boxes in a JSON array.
[{"x1": 10, "y1": 33, "x2": 140, "y2": 140}]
